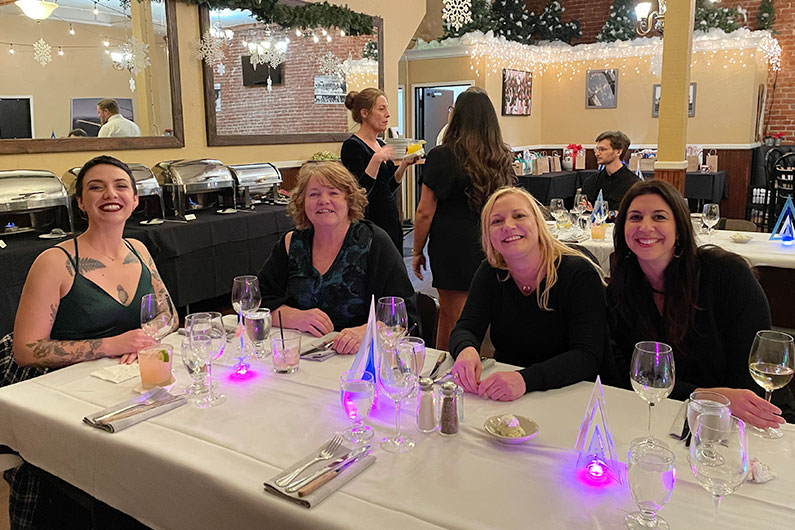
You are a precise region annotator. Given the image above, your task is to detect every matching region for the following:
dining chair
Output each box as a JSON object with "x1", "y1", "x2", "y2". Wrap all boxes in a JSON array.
[{"x1": 416, "y1": 292, "x2": 440, "y2": 349}]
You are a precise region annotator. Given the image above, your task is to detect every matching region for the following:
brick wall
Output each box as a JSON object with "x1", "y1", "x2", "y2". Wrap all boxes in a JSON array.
[
  {"x1": 216, "y1": 25, "x2": 374, "y2": 135},
  {"x1": 523, "y1": 0, "x2": 794, "y2": 142}
]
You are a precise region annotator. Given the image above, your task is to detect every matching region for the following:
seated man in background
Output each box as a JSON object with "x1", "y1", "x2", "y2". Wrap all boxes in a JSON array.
[
  {"x1": 97, "y1": 98, "x2": 142, "y2": 137},
  {"x1": 581, "y1": 130, "x2": 639, "y2": 210}
]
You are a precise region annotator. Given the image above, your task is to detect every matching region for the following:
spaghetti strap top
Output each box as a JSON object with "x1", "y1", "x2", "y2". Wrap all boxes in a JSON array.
[{"x1": 49, "y1": 238, "x2": 154, "y2": 340}]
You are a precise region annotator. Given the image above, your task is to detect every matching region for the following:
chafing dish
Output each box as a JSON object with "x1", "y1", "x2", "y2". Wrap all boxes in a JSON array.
[
  {"x1": 0, "y1": 170, "x2": 74, "y2": 236},
  {"x1": 62, "y1": 164, "x2": 166, "y2": 224},
  {"x1": 153, "y1": 159, "x2": 235, "y2": 219},
  {"x1": 227, "y1": 162, "x2": 283, "y2": 209}
]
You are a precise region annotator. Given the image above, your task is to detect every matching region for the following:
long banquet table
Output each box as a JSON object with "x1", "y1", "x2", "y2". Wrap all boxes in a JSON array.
[{"x1": 0, "y1": 337, "x2": 792, "y2": 529}]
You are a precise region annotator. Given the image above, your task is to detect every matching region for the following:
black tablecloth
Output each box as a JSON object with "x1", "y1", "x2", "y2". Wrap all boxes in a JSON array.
[
  {"x1": 516, "y1": 171, "x2": 579, "y2": 204},
  {"x1": 576, "y1": 170, "x2": 727, "y2": 203},
  {"x1": 0, "y1": 205, "x2": 292, "y2": 336}
]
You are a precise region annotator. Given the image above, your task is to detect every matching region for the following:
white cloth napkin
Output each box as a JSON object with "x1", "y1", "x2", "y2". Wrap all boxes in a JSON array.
[
  {"x1": 90, "y1": 363, "x2": 140, "y2": 383},
  {"x1": 83, "y1": 389, "x2": 186, "y2": 433}
]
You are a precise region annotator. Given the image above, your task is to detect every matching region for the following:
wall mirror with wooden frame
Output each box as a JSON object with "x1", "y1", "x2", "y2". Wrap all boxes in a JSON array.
[
  {"x1": 0, "y1": 0, "x2": 183, "y2": 154},
  {"x1": 199, "y1": 4, "x2": 382, "y2": 146}
]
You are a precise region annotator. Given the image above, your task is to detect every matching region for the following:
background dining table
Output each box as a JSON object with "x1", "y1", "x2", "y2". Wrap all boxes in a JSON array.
[{"x1": 0, "y1": 333, "x2": 792, "y2": 529}]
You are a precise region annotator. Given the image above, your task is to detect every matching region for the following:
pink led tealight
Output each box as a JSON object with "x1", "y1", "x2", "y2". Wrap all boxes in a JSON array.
[{"x1": 577, "y1": 458, "x2": 614, "y2": 487}]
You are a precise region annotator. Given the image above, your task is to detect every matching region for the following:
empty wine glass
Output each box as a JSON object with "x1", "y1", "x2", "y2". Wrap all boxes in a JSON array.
[
  {"x1": 244, "y1": 308, "x2": 271, "y2": 359},
  {"x1": 340, "y1": 370, "x2": 375, "y2": 444},
  {"x1": 689, "y1": 415, "x2": 749, "y2": 518},
  {"x1": 573, "y1": 191, "x2": 588, "y2": 216},
  {"x1": 140, "y1": 293, "x2": 175, "y2": 342},
  {"x1": 231, "y1": 276, "x2": 261, "y2": 375},
  {"x1": 379, "y1": 340, "x2": 419, "y2": 453},
  {"x1": 625, "y1": 441, "x2": 676, "y2": 530},
  {"x1": 186, "y1": 312, "x2": 226, "y2": 408},
  {"x1": 630, "y1": 341, "x2": 675, "y2": 446},
  {"x1": 747, "y1": 330, "x2": 794, "y2": 439},
  {"x1": 702, "y1": 203, "x2": 720, "y2": 242},
  {"x1": 376, "y1": 297, "x2": 408, "y2": 356}
]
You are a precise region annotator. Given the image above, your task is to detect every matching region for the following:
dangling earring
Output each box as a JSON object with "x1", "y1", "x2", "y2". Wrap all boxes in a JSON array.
[{"x1": 673, "y1": 239, "x2": 683, "y2": 258}]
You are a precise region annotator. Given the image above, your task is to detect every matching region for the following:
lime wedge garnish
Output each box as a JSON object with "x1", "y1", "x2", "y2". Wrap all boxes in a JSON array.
[{"x1": 159, "y1": 349, "x2": 169, "y2": 362}]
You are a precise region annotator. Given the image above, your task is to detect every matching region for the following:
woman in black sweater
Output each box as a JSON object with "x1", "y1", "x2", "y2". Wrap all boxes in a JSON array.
[
  {"x1": 608, "y1": 179, "x2": 791, "y2": 428},
  {"x1": 449, "y1": 187, "x2": 613, "y2": 401}
]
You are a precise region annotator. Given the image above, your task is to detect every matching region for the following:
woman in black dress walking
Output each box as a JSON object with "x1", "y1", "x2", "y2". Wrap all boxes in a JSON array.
[
  {"x1": 412, "y1": 87, "x2": 516, "y2": 350},
  {"x1": 341, "y1": 88, "x2": 417, "y2": 252}
]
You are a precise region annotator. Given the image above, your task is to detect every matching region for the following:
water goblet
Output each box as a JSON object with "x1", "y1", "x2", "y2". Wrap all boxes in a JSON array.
[
  {"x1": 687, "y1": 391, "x2": 731, "y2": 438},
  {"x1": 231, "y1": 275, "x2": 261, "y2": 375},
  {"x1": 747, "y1": 330, "x2": 794, "y2": 439},
  {"x1": 702, "y1": 203, "x2": 720, "y2": 242},
  {"x1": 379, "y1": 340, "x2": 419, "y2": 453},
  {"x1": 186, "y1": 312, "x2": 226, "y2": 408},
  {"x1": 689, "y1": 415, "x2": 749, "y2": 519},
  {"x1": 181, "y1": 338, "x2": 209, "y2": 398},
  {"x1": 140, "y1": 293, "x2": 175, "y2": 342},
  {"x1": 244, "y1": 308, "x2": 271, "y2": 359},
  {"x1": 630, "y1": 341, "x2": 675, "y2": 446},
  {"x1": 340, "y1": 370, "x2": 375, "y2": 443},
  {"x1": 625, "y1": 441, "x2": 676, "y2": 530}
]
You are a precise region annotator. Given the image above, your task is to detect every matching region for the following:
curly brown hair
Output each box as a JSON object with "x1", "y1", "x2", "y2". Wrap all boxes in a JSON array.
[{"x1": 288, "y1": 161, "x2": 368, "y2": 230}]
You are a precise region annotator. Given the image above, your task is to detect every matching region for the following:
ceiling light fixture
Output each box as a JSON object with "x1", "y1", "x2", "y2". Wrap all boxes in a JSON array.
[{"x1": 15, "y1": 0, "x2": 59, "y2": 21}]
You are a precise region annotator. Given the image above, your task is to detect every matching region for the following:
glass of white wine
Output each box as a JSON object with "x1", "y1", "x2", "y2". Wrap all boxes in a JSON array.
[
  {"x1": 748, "y1": 330, "x2": 794, "y2": 439},
  {"x1": 630, "y1": 341, "x2": 675, "y2": 446}
]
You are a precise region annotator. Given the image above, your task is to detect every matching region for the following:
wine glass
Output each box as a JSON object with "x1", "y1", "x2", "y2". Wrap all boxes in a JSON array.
[
  {"x1": 379, "y1": 340, "x2": 419, "y2": 453},
  {"x1": 625, "y1": 441, "x2": 676, "y2": 530},
  {"x1": 630, "y1": 341, "x2": 675, "y2": 446},
  {"x1": 340, "y1": 370, "x2": 375, "y2": 443},
  {"x1": 574, "y1": 191, "x2": 589, "y2": 216},
  {"x1": 376, "y1": 297, "x2": 408, "y2": 356},
  {"x1": 180, "y1": 338, "x2": 209, "y2": 398},
  {"x1": 231, "y1": 276, "x2": 261, "y2": 375},
  {"x1": 140, "y1": 294, "x2": 175, "y2": 342},
  {"x1": 186, "y1": 312, "x2": 226, "y2": 408},
  {"x1": 244, "y1": 308, "x2": 271, "y2": 359},
  {"x1": 689, "y1": 415, "x2": 749, "y2": 518},
  {"x1": 747, "y1": 330, "x2": 794, "y2": 439},
  {"x1": 549, "y1": 198, "x2": 568, "y2": 231},
  {"x1": 702, "y1": 203, "x2": 720, "y2": 242}
]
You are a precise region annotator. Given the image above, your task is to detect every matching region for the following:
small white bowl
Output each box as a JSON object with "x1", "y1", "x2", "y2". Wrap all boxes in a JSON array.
[
  {"x1": 484, "y1": 414, "x2": 539, "y2": 444},
  {"x1": 730, "y1": 233, "x2": 752, "y2": 244}
]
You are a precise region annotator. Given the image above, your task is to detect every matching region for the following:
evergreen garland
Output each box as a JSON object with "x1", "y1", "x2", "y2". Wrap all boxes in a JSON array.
[
  {"x1": 183, "y1": 0, "x2": 375, "y2": 36},
  {"x1": 442, "y1": 0, "x2": 498, "y2": 39},
  {"x1": 693, "y1": 0, "x2": 743, "y2": 33},
  {"x1": 534, "y1": 0, "x2": 581, "y2": 44},
  {"x1": 757, "y1": 0, "x2": 776, "y2": 31},
  {"x1": 492, "y1": 0, "x2": 537, "y2": 44},
  {"x1": 596, "y1": 0, "x2": 636, "y2": 42}
]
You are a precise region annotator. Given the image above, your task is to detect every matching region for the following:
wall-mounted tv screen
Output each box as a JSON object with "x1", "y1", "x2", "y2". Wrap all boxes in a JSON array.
[{"x1": 241, "y1": 57, "x2": 284, "y2": 87}]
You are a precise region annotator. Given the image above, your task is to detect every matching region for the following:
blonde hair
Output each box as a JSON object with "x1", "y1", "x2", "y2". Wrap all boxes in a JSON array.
[
  {"x1": 344, "y1": 88, "x2": 386, "y2": 124},
  {"x1": 480, "y1": 186, "x2": 598, "y2": 310},
  {"x1": 288, "y1": 161, "x2": 368, "y2": 230}
]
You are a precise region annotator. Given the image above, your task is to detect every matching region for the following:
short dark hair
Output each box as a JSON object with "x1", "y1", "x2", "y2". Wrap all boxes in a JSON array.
[
  {"x1": 596, "y1": 130, "x2": 631, "y2": 158},
  {"x1": 68, "y1": 128, "x2": 87, "y2": 137},
  {"x1": 97, "y1": 98, "x2": 119, "y2": 115},
  {"x1": 75, "y1": 155, "x2": 136, "y2": 198}
]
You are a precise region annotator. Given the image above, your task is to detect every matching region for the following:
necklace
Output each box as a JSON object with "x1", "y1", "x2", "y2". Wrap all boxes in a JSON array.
[
  {"x1": 520, "y1": 284, "x2": 534, "y2": 294},
  {"x1": 651, "y1": 287, "x2": 665, "y2": 295},
  {"x1": 84, "y1": 238, "x2": 122, "y2": 262}
]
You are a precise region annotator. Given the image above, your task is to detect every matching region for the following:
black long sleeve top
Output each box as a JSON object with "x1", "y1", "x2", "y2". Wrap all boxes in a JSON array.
[{"x1": 449, "y1": 255, "x2": 613, "y2": 393}]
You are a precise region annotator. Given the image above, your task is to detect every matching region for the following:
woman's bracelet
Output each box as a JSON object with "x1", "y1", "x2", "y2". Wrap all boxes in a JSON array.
[{"x1": 411, "y1": 248, "x2": 423, "y2": 256}]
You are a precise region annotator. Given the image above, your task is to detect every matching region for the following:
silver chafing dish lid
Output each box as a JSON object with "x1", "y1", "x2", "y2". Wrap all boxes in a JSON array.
[
  {"x1": 62, "y1": 164, "x2": 161, "y2": 197},
  {"x1": 154, "y1": 159, "x2": 234, "y2": 192},
  {"x1": 0, "y1": 170, "x2": 69, "y2": 213},
  {"x1": 227, "y1": 163, "x2": 282, "y2": 189}
]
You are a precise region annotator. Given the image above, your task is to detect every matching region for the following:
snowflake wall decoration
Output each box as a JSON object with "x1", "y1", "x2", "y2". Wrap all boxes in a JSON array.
[
  {"x1": 33, "y1": 38, "x2": 52, "y2": 68},
  {"x1": 197, "y1": 29, "x2": 225, "y2": 68},
  {"x1": 119, "y1": 37, "x2": 151, "y2": 75},
  {"x1": 249, "y1": 41, "x2": 286, "y2": 71},
  {"x1": 317, "y1": 51, "x2": 344, "y2": 77},
  {"x1": 442, "y1": 0, "x2": 472, "y2": 32}
]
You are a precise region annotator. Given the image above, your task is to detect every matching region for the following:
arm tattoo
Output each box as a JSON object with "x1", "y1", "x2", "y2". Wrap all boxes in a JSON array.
[
  {"x1": 49, "y1": 304, "x2": 58, "y2": 325},
  {"x1": 117, "y1": 285, "x2": 129, "y2": 304},
  {"x1": 26, "y1": 338, "x2": 104, "y2": 367},
  {"x1": 122, "y1": 251, "x2": 138, "y2": 265},
  {"x1": 77, "y1": 257, "x2": 106, "y2": 274}
]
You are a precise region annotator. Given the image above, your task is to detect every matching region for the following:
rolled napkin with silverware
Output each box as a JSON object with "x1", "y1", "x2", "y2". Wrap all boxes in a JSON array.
[
  {"x1": 83, "y1": 388, "x2": 187, "y2": 433},
  {"x1": 263, "y1": 438, "x2": 375, "y2": 508}
]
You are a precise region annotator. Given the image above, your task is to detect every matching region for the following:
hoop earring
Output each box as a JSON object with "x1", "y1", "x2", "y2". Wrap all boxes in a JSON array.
[{"x1": 673, "y1": 240, "x2": 683, "y2": 258}]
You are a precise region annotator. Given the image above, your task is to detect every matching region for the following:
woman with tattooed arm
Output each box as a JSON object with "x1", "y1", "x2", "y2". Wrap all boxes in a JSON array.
[{"x1": 13, "y1": 155, "x2": 175, "y2": 367}]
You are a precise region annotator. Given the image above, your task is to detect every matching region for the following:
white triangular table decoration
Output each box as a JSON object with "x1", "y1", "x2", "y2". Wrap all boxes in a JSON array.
[
  {"x1": 769, "y1": 195, "x2": 795, "y2": 244},
  {"x1": 574, "y1": 376, "x2": 622, "y2": 484},
  {"x1": 347, "y1": 295, "x2": 381, "y2": 390}
]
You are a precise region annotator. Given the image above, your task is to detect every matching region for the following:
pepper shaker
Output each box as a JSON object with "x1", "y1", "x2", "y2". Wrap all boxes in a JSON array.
[
  {"x1": 417, "y1": 377, "x2": 436, "y2": 432},
  {"x1": 439, "y1": 381, "x2": 460, "y2": 436}
]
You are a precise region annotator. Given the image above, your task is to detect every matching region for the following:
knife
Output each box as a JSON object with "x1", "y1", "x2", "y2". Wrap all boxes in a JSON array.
[
  {"x1": 284, "y1": 445, "x2": 370, "y2": 493},
  {"x1": 427, "y1": 351, "x2": 447, "y2": 379},
  {"x1": 432, "y1": 357, "x2": 496, "y2": 383},
  {"x1": 297, "y1": 452, "x2": 368, "y2": 497},
  {"x1": 301, "y1": 338, "x2": 336, "y2": 357}
]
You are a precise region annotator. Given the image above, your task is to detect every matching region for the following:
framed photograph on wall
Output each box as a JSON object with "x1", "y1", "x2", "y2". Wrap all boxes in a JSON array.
[
  {"x1": 501, "y1": 69, "x2": 532, "y2": 116},
  {"x1": 585, "y1": 69, "x2": 618, "y2": 109},
  {"x1": 652, "y1": 83, "x2": 697, "y2": 118},
  {"x1": 314, "y1": 75, "x2": 347, "y2": 105}
]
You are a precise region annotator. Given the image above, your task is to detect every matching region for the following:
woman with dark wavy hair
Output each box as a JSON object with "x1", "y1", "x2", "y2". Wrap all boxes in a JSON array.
[
  {"x1": 412, "y1": 87, "x2": 516, "y2": 349},
  {"x1": 609, "y1": 179, "x2": 792, "y2": 428}
]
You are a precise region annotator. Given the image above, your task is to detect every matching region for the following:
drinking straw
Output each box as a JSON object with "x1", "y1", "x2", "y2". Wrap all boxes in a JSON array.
[{"x1": 277, "y1": 310, "x2": 285, "y2": 348}]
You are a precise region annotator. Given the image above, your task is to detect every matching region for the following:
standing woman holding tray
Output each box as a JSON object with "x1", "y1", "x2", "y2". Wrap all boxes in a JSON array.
[
  {"x1": 341, "y1": 88, "x2": 417, "y2": 252},
  {"x1": 411, "y1": 87, "x2": 516, "y2": 350}
]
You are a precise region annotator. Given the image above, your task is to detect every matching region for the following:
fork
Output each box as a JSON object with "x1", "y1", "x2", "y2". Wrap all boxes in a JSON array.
[
  {"x1": 94, "y1": 387, "x2": 167, "y2": 423},
  {"x1": 275, "y1": 435, "x2": 343, "y2": 487}
]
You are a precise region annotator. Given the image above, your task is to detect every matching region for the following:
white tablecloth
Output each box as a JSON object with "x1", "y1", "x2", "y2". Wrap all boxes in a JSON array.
[
  {"x1": 580, "y1": 226, "x2": 795, "y2": 274},
  {"x1": 0, "y1": 338, "x2": 793, "y2": 529}
]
